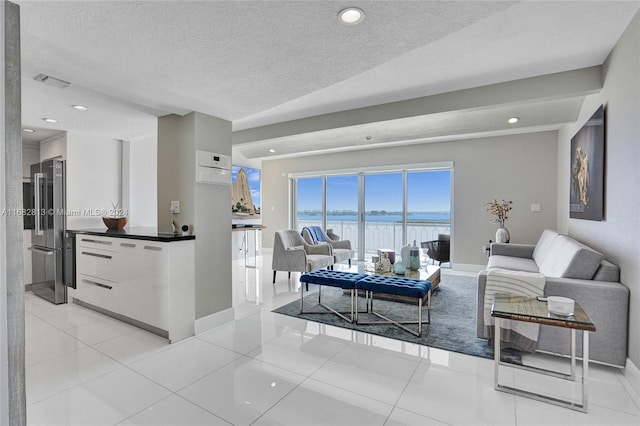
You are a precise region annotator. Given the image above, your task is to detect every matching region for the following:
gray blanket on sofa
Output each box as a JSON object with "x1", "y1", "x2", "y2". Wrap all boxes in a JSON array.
[{"x1": 483, "y1": 268, "x2": 546, "y2": 352}]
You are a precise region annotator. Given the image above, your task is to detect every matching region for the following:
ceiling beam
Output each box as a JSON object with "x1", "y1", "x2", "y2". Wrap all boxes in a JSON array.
[{"x1": 232, "y1": 66, "x2": 602, "y2": 145}]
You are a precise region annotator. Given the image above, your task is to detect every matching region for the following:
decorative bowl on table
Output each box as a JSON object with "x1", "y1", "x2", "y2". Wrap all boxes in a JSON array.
[
  {"x1": 547, "y1": 296, "x2": 575, "y2": 316},
  {"x1": 102, "y1": 216, "x2": 128, "y2": 230}
]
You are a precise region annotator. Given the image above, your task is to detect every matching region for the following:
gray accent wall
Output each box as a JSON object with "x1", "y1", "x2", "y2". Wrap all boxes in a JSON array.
[
  {"x1": 262, "y1": 131, "x2": 558, "y2": 267},
  {"x1": 157, "y1": 112, "x2": 232, "y2": 319},
  {"x1": 558, "y1": 12, "x2": 640, "y2": 368},
  {"x1": 158, "y1": 114, "x2": 194, "y2": 233}
]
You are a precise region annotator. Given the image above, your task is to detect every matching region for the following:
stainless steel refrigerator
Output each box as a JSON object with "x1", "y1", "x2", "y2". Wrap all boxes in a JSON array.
[{"x1": 30, "y1": 158, "x2": 67, "y2": 304}]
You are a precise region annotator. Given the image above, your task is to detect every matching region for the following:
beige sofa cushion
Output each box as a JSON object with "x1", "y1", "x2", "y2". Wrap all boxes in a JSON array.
[{"x1": 538, "y1": 235, "x2": 603, "y2": 279}]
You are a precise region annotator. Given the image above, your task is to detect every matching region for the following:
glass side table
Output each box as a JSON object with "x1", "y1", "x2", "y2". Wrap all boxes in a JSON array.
[{"x1": 491, "y1": 293, "x2": 596, "y2": 413}]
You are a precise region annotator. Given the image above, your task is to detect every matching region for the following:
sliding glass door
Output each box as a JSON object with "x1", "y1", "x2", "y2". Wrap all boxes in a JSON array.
[
  {"x1": 326, "y1": 175, "x2": 359, "y2": 253},
  {"x1": 295, "y1": 177, "x2": 323, "y2": 231},
  {"x1": 406, "y1": 170, "x2": 451, "y2": 244},
  {"x1": 364, "y1": 173, "x2": 404, "y2": 258},
  {"x1": 292, "y1": 166, "x2": 451, "y2": 261}
]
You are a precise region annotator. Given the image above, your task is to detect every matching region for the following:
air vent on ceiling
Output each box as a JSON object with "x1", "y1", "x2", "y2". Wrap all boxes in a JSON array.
[{"x1": 33, "y1": 73, "x2": 71, "y2": 89}]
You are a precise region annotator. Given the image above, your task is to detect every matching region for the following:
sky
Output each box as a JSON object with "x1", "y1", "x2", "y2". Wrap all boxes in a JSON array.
[{"x1": 297, "y1": 170, "x2": 451, "y2": 212}]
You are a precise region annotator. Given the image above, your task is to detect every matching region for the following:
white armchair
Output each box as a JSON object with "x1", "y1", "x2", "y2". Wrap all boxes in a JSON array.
[
  {"x1": 301, "y1": 226, "x2": 353, "y2": 267},
  {"x1": 272, "y1": 230, "x2": 334, "y2": 283}
]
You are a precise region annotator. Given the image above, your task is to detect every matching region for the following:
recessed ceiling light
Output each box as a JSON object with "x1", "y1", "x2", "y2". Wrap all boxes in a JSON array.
[
  {"x1": 72, "y1": 104, "x2": 88, "y2": 111},
  {"x1": 268, "y1": 148, "x2": 276, "y2": 153},
  {"x1": 22, "y1": 128, "x2": 35, "y2": 133},
  {"x1": 43, "y1": 118, "x2": 58, "y2": 123},
  {"x1": 508, "y1": 117, "x2": 519, "y2": 124},
  {"x1": 338, "y1": 7, "x2": 364, "y2": 25}
]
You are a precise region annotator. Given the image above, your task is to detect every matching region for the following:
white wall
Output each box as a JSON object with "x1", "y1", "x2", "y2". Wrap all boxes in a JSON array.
[
  {"x1": 39, "y1": 133, "x2": 66, "y2": 161},
  {"x1": 65, "y1": 133, "x2": 121, "y2": 229},
  {"x1": 127, "y1": 133, "x2": 157, "y2": 227},
  {"x1": 558, "y1": 12, "x2": 639, "y2": 367},
  {"x1": 262, "y1": 131, "x2": 559, "y2": 267}
]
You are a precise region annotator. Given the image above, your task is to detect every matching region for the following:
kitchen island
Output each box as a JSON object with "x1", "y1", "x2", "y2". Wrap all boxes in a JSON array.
[{"x1": 67, "y1": 227, "x2": 195, "y2": 343}]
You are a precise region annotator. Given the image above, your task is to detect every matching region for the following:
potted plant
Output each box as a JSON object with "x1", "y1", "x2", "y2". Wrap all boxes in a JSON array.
[{"x1": 485, "y1": 199, "x2": 512, "y2": 243}]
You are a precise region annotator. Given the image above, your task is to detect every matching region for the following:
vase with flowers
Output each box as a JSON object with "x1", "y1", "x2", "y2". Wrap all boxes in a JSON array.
[{"x1": 485, "y1": 199, "x2": 513, "y2": 243}]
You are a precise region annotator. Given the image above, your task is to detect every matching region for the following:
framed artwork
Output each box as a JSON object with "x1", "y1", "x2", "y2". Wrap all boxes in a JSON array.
[
  {"x1": 231, "y1": 166, "x2": 261, "y2": 222},
  {"x1": 569, "y1": 105, "x2": 605, "y2": 221}
]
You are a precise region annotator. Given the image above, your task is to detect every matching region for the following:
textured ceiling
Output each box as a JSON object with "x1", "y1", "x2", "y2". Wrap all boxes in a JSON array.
[
  {"x1": 234, "y1": 1, "x2": 638, "y2": 130},
  {"x1": 16, "y1": 1, "x2": 640, "y2": 157}
]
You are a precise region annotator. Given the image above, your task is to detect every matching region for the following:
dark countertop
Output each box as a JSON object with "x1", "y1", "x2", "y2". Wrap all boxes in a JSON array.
[
  {"x1": 232, "y1": 224, "x2": 266, "y2": 231},
  {"x1": 68, "y1": 227, "x2": 196, "y2": 242}
]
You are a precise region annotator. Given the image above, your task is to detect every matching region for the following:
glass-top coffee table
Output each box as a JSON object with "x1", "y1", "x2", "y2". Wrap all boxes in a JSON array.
[{"x1": 491, "y1": 293, "x2": 596, "y2": 412}]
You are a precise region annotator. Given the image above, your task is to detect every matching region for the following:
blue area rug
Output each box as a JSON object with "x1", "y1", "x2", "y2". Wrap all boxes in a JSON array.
[{"x1": 273, "y1": 273, "x2": 521, "y2": 362}]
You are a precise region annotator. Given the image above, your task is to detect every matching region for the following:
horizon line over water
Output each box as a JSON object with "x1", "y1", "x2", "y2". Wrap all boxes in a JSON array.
[{"x1": 298, "y1": 213, "x2": 450, "y2": 222}]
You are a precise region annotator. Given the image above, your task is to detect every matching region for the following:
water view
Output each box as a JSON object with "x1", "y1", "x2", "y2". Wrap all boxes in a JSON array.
[{"x1": 298, "y1": 213, "x2": 450, "y2": 222}]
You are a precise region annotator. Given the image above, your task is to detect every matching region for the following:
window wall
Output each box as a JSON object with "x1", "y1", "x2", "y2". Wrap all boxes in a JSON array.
[
  {"x1": 326, "y1": 175, "x2": 359, "y2": 253},
  {"x1": 406, "y1": 170, "x2": 451, "y2": 245},
  {"x1": 293, "y1": 166, "x2": 451, "y2": 261},
  {"x1": 295, "y1": 177, "x2": 323, "y2": 229},
  {"x1": 364, "y1": 173, "x2": 403, "y2": 257}
]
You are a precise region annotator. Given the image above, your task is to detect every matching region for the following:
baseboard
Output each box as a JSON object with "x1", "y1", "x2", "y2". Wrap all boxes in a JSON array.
[
  {"x1": 451, "y1": 263, "x2": 485, "y2": 273},
  {"x1": 622, "y1": 358, "x2": 640, "y2": 400},
  {"x1": 72, "y1": 298, "x2": 169, "y2": 339},
  {"x1": 194, "y1": 308, "x2": 235, "y2": 334}
]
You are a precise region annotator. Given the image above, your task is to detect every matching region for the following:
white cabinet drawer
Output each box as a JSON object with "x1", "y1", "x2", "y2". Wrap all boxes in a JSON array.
[
  {"x1": 76, "y1": 273, "x2": 118, "y2": 312},
  {"x1": 116, "y1": 240, "x2": 140, "y2": 250},
  {"x1": 140, "y1": 243, "x2": 169, "y2": 328},
  {"x1": 77, "y1": 246, "x2": 119, "y2": 282},
  {"x1": 117, "y1": 241, "x2": 145, "y2": 323},
  {"x1": 77, "y1": 235, "x2": 117, "y2": 251},
  {"x1": 118, "y1": 242, "x2": 169, "y2": 328}
]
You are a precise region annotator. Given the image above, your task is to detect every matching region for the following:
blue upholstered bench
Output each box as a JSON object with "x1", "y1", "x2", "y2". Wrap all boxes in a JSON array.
[
  {"x1": 299, "y1": 270, "x2": 368, "y2": 323},
  {"x1": 355, "y1": 275, "x2": 432, "y2": 336}
]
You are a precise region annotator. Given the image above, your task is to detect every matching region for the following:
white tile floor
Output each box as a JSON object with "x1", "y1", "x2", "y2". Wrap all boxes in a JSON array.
[{"x1": 24, "y1": 254, "x2": 640, "y2": 425}]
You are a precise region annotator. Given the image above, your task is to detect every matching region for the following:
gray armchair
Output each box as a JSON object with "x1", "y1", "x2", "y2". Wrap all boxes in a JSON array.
[
  {"x1": 272, "y1": 230, "x2": 334, "y2": 284},
  {"x1": 301, "y1": 226, "x2": 353, "y2": 267},
  {"x1": 421, "y1": 234, "x2": 450, "y2": 265}
]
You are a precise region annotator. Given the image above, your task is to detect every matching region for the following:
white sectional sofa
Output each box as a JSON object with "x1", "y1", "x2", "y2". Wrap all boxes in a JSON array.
[{"x1": 477, "y1": 229, "x2": 629, "y2": 367}]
